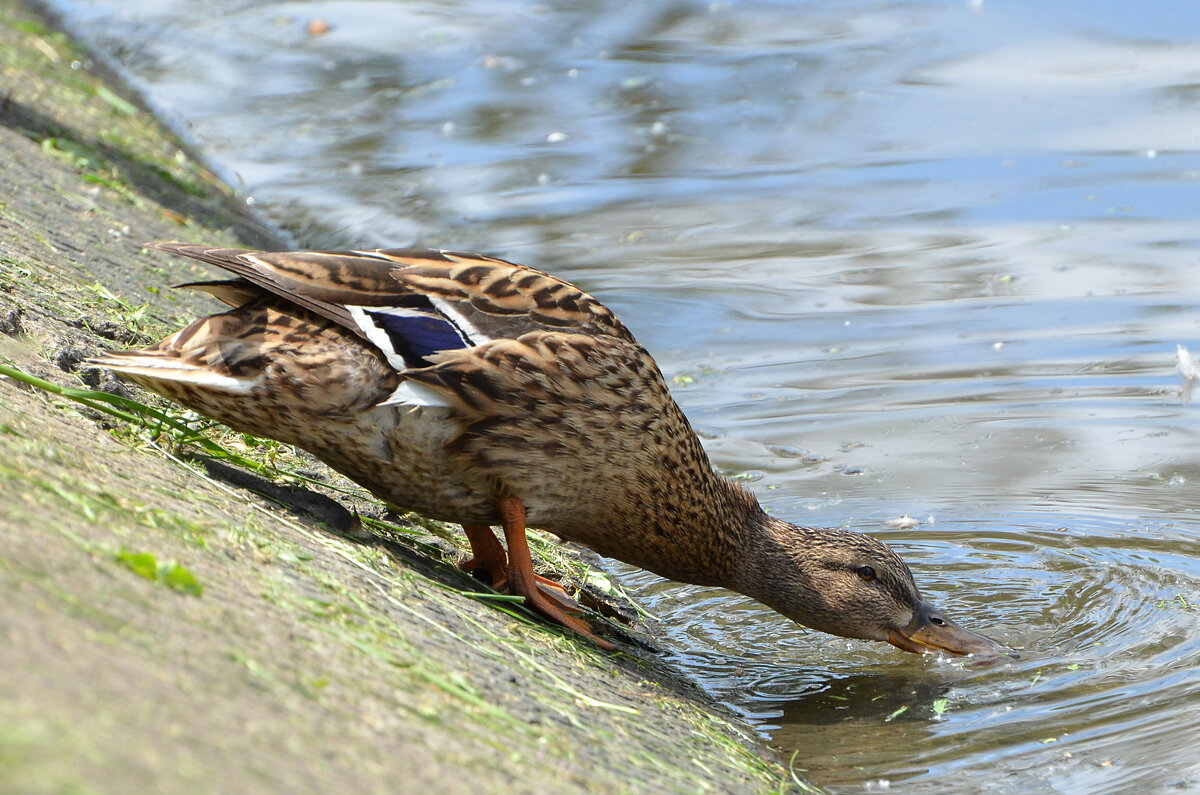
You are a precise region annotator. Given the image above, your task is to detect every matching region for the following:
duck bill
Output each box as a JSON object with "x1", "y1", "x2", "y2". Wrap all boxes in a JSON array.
[{"x1": 887, "y1": 601, "x2": 1015, "y2": 659}]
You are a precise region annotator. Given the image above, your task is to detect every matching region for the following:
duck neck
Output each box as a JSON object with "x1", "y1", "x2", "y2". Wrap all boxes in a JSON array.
[
  {"x1": 629, "y1": 471, "x2": 776, "y2": 589},
  {"x1": 723, "y1": 514, "x2": 819, "y2": 615}
]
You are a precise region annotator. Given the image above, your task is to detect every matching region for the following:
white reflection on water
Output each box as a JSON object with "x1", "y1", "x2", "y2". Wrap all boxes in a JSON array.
[{"x1": 46, "y1": 0, "x2": 1200, "y2": 789}]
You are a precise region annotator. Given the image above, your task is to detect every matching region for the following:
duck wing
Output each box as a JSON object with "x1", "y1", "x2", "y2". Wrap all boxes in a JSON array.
[{"x1": 149, "y1": 242, "x2": 634, "y2": 373}]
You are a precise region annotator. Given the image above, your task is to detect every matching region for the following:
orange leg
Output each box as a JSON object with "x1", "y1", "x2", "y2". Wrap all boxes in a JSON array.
[
  {"x1": 460, "y1": 524, "x2": 584, "y2": 615},
  {"x1": 460, "y1": 524, "x2": 508, "y2": 582},
  {"x1": 498, "y1": 496, "x2": 615, "y2": 651}
]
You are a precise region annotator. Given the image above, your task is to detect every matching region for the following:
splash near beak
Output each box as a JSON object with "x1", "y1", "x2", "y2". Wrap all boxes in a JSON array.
[{"x1": 887, "y1": 601, "x2": 1017, "y2": 659}]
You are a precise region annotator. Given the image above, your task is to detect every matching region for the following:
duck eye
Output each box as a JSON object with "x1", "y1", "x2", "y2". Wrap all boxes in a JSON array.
[{"x1": 856, "y1": 565, "x2": 877, "y2": 582}]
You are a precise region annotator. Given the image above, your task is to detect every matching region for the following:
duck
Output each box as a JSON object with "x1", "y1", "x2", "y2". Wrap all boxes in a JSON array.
[{"x1": 92, "y1": 242, "x2": 1012, "y2": 658}]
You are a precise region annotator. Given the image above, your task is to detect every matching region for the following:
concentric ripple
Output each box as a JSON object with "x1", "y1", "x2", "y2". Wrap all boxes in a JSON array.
[{"x1": 617, "y1": 510, "x2": 1200, "y2": 791}]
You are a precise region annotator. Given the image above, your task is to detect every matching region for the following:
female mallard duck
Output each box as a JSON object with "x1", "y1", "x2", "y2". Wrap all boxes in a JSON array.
[{"x1": 94, "y1": 242, "x2": 1010, "y2": 657}]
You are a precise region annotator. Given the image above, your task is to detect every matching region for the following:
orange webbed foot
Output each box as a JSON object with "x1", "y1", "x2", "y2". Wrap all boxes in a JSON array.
[{"x1": 496, "y1": 496, "x2": 616, "y2": 652}]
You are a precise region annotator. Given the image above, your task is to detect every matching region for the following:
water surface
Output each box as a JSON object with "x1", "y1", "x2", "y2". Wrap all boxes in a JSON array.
[{"x1": 45, "y1": 0, "x2": 1200, "y2": 790}]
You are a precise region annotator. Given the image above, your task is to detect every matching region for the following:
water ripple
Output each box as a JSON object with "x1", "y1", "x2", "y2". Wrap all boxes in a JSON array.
[{"x1": 618, "y1": 511, "x2": 1200, "y2": 790}]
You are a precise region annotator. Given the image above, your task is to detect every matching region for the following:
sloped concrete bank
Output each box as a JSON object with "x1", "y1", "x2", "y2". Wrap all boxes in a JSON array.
[{"x1": 0, "y1": 2, "x2": 803, "y2": 793}]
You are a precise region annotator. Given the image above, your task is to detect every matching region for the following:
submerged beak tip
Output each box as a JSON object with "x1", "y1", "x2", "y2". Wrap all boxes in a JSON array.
[{"x1": 888, "y1": 607, "x2": 1015, "y2": 660}]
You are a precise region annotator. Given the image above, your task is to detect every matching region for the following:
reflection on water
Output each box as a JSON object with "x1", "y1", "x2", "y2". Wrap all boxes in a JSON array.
[
  {"x1": 771, "y1": 671, "x2": 957, "y2": 786},
  {"x1": 44, "y1": 0, "x2": 1200, "y2": 789}
]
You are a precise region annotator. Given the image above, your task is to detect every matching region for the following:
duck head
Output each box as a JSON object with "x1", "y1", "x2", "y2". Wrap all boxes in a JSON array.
[{"x1": 746, "y1": 520, "x2": 1015, "y2": 659}]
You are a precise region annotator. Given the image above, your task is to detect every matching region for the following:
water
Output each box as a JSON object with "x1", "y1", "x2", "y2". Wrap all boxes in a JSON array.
[{"x1": 42, "y1": 0, "x2": 1200, "y2": 789}]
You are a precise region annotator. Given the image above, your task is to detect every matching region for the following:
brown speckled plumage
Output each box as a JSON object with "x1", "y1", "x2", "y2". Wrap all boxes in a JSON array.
[{"x1": 91, "y1": 242, "x2": 1012, "y2": 658}]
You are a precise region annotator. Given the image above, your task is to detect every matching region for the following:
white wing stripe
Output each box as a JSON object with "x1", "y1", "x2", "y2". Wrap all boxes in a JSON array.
[
  {"x1": 428, "y1": 296, "x2": 490, "y2": 346},
  {"x1": 346, "y1": 305, "x2": 408, "y2": 371}
]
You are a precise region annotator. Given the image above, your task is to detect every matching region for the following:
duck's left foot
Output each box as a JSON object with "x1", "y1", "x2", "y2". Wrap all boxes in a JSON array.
[{"x1": 530, "y1": 575, "x2": 585, "y2": 615}]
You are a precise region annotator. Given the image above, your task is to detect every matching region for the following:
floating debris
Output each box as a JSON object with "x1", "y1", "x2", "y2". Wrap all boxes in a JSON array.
[
  {"x1": 1176, "y1": 345, "x2": 1198, "y2": 406},
  {"x1": 1176, "y1": 345, "x2": 1198, "y2": 380}
]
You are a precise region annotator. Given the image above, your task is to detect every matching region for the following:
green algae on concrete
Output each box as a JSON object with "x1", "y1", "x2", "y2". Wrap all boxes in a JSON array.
[{"x1": 0, "y1": 1, "x2": 807, "y2": 792}]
